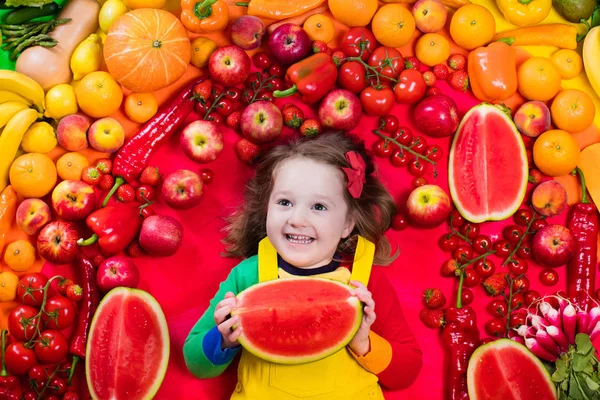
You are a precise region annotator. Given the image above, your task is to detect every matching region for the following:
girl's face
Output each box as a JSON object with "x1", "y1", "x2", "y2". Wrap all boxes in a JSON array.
[{"x1": 266, "y1": 157, "x2": 355, "y2": 269}]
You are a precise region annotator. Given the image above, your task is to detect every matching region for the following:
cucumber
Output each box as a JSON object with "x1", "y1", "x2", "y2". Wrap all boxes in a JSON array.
[{"x1": 3, "y1": 2, "x2": 59, "y2": 24}]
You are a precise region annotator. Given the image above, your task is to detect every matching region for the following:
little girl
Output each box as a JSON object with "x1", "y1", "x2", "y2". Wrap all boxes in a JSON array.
[{"x1": 183, "y1": 132, "x2": 422, "y2": 399}]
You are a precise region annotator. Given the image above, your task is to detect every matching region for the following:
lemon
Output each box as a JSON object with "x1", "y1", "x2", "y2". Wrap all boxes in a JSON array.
[
  {"x1": 71, "y1": 34, "x2": 103, "y2": 81},
  {"x1": 21, "y1": 122, "x2": 58, "y2": 154},
  {"x1": 44, "y1": 84, "x2": 78, "y2": 120},
  {"x1": 99, "y1": 0, "x2": 129, "y2": 33}
]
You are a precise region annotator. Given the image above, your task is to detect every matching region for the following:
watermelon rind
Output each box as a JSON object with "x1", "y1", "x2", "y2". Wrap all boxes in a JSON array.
[
  {"x1": 232, "y1": 277, "x2": 363, "y2": 365},
  {"x1": 85, "y1": 287, "x2": 170, "y2": 400},
  {"x1": 467, "y1": 339, "x2": 557, "y2": 400},
  {"x1": 448, "y1": 103, "x2": 528, "y2": 223}
]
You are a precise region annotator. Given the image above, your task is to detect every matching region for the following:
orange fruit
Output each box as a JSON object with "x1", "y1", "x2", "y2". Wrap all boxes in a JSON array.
[
  {"x1": 75, "y1": 71, "x2": 123, "y2": 118},
  {"x1": 372, "y1": 4, "x2": 416, "y2": 47},
  {"x1": 551, "y1": 49, "x2": 583, "y2": 79},
  {"x1": 124, "y1": 92, "x2": 159, "y2": 124},
  {"x1": 9, "y1": 153, "x2": 57, "y2": 198},
  {"x1": 551, "y1": 89, "x2": 596, "y2": 133},
  {"x1": 123, "y1": 0, "x2": 165, "y2": 9},
  {"x1": 449, "y1": 4, "x2": 495, "y2": 50},
  {"x1": 0, "y1": 271, "x2": 19, "y2": 302},
  {"x1": 517, "y1": 57, "x2": 562, "y2": 101},
  {"x1": 303, "y1": 14, "x2": 335, "y2": 43},
  {"x1": 415, "y1": 33, "x2": 450, "y2": 67},
  {"x1": 190, "y1": 36, "x2": 217, "y2": 69},
  {"x1": 4, "y1": 240, "x2": 36, "y2": 272},
  {"x1": 56, "y1": 152, "x2": 90, "y2": 181},
  {"x1": 328, "y1": 0, "x2": 378, "y2": 27},
  {"x1": 533, "y1": 129, "x2": 580, "y2": 177}
]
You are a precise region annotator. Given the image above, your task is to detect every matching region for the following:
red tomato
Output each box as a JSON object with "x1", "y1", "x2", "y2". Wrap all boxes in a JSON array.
[
  {"x1": 42, "y1": 296, "x2": 75, "y2": 330},
  {"x1": 472, "y1": 235, "x2": 492, "y2": 254},
  {"x1": 390, "y1": 149, "x2": 410, "y2": 167},
  {"x1": 5, "y1": 342, "x2": 37, "y2": 375},
  {"x1": 200, "y1": 169, "x2": 214, "y2": 184},
  {"x1": 453, "y1": 244, "x2": 473, "y2": 262},
  {"x1": 140, "y1": 206, "x2": 156, "y2": 219},
  {"x1": 463, "y1": 268, "x2": 481, "y2": 288},
  {"x1": 8, "y1": 305, "x2": 39, "y2": 341},
  {"x1": 513, "y1": 209, "x2": 533, "y2": 226},
  {"x1": 540, "y1": 269, "x2": 559, "y2": 286},
  {"x1": 511, "y1": 276, "x2": 530, "y2": 293},
  {"x1": 225, "y1": 87, "x2": 243, "y2": 102},
  {"x1": 524, "y1": 290, "x2": 541, "y2": 306},
  {"x1": 372, "y1": 139, "x2": 394, "y2": 158},
  {"x1": 337, "y1": 61, "x2": 367, "y2": 93},
  {"x1": 461, "y1": 288, "x2": 474, "y2": 306},
  {"x1": 503, "y1": 225, "x2": 524, "y2": 244},
  {"x1": 360, "y1": 86, "x2": 395, "y2": 116},
  {"x1": 341, "y1": 27, "x2": 377, "y2": 60},
  {"x1": 135, "y1": 185, "x2": 155, "y2": 203},
  {"x1": 49, "y1": 377, "x2": 68, "y2": 396},
  {"x1": 424, "y1": 145, "x2": 443, "y2": 162},
  {"x1": 216, "y1": 98, "x2": 234, "y2": 117},
  {"x1": 511, "y1": 293, "x2": 525, "y2": 309},
  {"x1": 408, "y1": 160, "x2": 426, "y2": 177},
  {"x1": 391, "y1": 214, "x2": 408, "y2": 231},
  {"x1": 493, "y1": 239, "x2": 512, "y2": 258},
  {"x1": 460, "y1": 223, "x2": 480, "y2": 240},
  {"x1": 412, "y1": 177, "x2": 428, "y2": 188},
  {"x1": 516, "y1": 242, "x2": 533, "y2": 259},
  {"x1": 368, "y1": 46, "x2": 404, "y2": 81},
  {"x1": 531, "y1": 219, "x2": 548, "y2": 232},
  {"x1": 34, "y1": 330, "x2": 69, "y2": 364},
  {"x1": 474, "y1": 259, "x2": 495, "y2": 278},
  {"x1": 510, "y1": 311, "x2": 527, "y2": 328},
  {"x1": 408, "y1": 135, "x2": 427, "y2": 154},
  {"x1": 16, "y1": 274, "x2": 48, "y2": 307},
  {"x1": 380, "y1": 115, "x2": 399, "y2": 134},
  {"x1": 487, "y1": 299, "x2": 508, "y2": 318},
  {"x1": 485, "y1": 318, "x2": 507, "y2": 337},
  {"x1": 393, "y1": 69, "x2": 426, "y2": 104},
  {"x1": 438, "y1": 234, "x2": 459, "y2": 252},
  {"x1": 448, "y1": 210, "x2": 465, "y2": 229},
  {"x1": 507, "y1": 258, "x2": 529, "y2": 275},
  {"x1": 395, "y1": 127, "x2": 413, "y2": 145}
]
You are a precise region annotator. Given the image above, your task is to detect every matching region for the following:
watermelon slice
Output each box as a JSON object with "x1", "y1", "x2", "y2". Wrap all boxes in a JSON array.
[
  {"x1": 86, "y1": 287, "x2": 169, "y2": 400},
  {"x1": 449, "y1": 104, "x2": 528, "y2": 223},
  {"x1": 232, "y1": 277, "x2": 363, "y2": 365},
  {"x1": 467, "y1": 339, "x2": 557, "y2": 400}
]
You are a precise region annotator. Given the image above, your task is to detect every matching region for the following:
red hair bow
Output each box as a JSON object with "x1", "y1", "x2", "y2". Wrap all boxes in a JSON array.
[{"x1": 342, "y1": 151, "x2": 366, "y2": 199}]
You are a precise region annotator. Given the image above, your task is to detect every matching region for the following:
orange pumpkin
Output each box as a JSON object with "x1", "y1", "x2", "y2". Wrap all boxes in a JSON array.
[{"x1": 104, "y1": 9, "x2": 191, "y2": 93}]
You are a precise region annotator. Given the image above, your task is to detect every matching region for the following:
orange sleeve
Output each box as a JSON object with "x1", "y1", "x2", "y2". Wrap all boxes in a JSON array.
[{"x1": 349, "y1": 330, "x2": 393, "y2": 374}]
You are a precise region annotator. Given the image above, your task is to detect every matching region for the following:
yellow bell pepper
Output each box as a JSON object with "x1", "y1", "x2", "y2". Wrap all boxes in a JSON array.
[{"x1": 496, "y1": 0, "x2": 552, "y2": 27}]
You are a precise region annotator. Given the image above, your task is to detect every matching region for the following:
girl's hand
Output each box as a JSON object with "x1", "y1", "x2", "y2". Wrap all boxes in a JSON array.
[
  {"x1": 214, "y1": 292, "x2": 242, "y2": 349},
  {"x1": 348, "y1": 280, "x2": 376, "y2": 356}
]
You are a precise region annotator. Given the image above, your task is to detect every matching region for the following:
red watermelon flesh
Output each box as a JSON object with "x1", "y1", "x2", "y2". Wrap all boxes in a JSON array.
[
  {"x1": 449, "y1": 104, "x2": 528, "y2": 223},
  {"x1": 233, "y1": 277, "x2": 363, "y2": 364},
  {"x1": 467, "y1": 339, "x2": 556, "y2": 400},
  {"x1": 86, "y1": 287, "x2": 170, "y2": 400}
]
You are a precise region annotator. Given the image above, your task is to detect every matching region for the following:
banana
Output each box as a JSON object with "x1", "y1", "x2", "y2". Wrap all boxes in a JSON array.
[
  {"x1": 0, "y1": 108, "x2": 39, "y2": 193},
  {"x1": 583, "y1": 26, "x2": 600, "y2": 98},
  {"x1": 0, "y1": 90, "x2": 32, "y2": 107},
  {"x1": 0, "y1": 70, "x2": 45, "y2": 114},
  {"x1": 0, "y1": 101, "x2": 29, "y2": 131}
]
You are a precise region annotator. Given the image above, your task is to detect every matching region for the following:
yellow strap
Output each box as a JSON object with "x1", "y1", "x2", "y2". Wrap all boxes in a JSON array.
[
  {"x1": 258, "y1": 237, "x2": 279, "y2": 283},
  {"x1": 349, "y1": 236, "x2": 375, "y2": 287}
]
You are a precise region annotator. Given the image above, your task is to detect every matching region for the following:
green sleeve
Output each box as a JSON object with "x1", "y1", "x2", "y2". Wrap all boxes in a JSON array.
[{"x1": 183, "y1": 256, "x2": 259, "y2": 379}]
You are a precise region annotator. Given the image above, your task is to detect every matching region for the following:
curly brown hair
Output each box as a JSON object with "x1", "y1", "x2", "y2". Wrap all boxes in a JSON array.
[{"x1": 222, "y1": 131, "x2": 399, "y2": 265}]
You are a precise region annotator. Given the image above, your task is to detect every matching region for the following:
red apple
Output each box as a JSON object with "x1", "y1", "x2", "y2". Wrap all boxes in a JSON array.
[
  {"x1": 267, "y1": 23, "x2": 311, "y2": 66},
  {"x1": 318, "y1": 89, "x2": 362, "y2": 131},
  {"x1": 139, "y1": 215, "x2": 184, "y2": 257},
  {"x1": 51, "y1": 180, "x2": 96, "y2": 221},
  {"x1": 532, "y1": 224, "x2": 576, "y2": 268},
  {"x1": 413, "y1": 95, "x2": 459, "y2": 138},
  {"x1": 96, "y1": 255, "x2": 140, "y2": 293},
  {"x1": 208, "y1": 45, "x2": 251, "y2": 87},
  {"x1": 180, "y1": 120, "x2": 224, "y2": 163},
  {"x1": 406, "y1": 184, "x2": 452, "y2": 228},
  {"x1": 241, "y1": 100, "x2": 283, "y2": 144},
  {"x1": 37, "y1": 221, "x2": 79, "y2": 264},
  {"x1": 161, "y1": 169, "x2": 203, "y2": 209}
]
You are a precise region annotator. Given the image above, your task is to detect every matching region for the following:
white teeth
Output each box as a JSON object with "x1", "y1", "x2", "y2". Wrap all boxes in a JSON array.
[{"x1": 286, "y1": 234, "x2": 314, "y2": 244}]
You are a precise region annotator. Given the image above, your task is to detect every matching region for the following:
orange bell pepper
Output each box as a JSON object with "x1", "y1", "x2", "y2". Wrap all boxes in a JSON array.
[
  {"x1": 467, "y1": 42, "x2": 517, "y2": 103},
  {"x1": 0, "y1": 186, "x2": 17, "y2": 255},
  {"x1": 181, "y1": 0, "x2": 228, "y2": 34}
]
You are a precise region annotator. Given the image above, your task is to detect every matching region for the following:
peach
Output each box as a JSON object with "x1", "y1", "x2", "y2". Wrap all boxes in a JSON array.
[
  {"x1": 231, "y1": 16, "x2": 266, "y2": 50},
  {"x1": 412, "y1": 0, "x2": 447, "y2": 33},
  {"x1": 88, "y1": 117, "x2": 125, "y2": 153},
  {"x1": 16, "y1": 198, "x2": 51, "y2": 235},
  {"x1": 514, "y1": 101, "x2": 551, "y2": 138},
  {"x1": 57, "y1": 114, "x2": 90, "y2": 151},
  {"x1": 531, "y1": 180, "x2": 568, "y2": 217}
]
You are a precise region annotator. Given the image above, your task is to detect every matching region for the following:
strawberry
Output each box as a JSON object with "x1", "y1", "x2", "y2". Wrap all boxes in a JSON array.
[
  {"x1": 95, "y1": 158, "x2": 112, "y2": 175},
  {"x1": 404, "y1": 56, "x2": 421, "y2": 71},
  {"x1": 81, "y1": 166, "x2": 101, "y2": 186},
  {"x1": 117, "y1": 184, "x2": 135, "y2": 203},
  {"x1": 193, "y1": 80, "x2": 212, "y2": 103},
  {"x1": 226, "y1": 110, "x2": 241, "y2": 130},
  {"x1": 483, "y1": 272, "x2": 510, "y2": 296},
  {"x1": 127, "y1": 240, "x2": 144, "y2": 258},
  {"x1": 312, "y1": 40, "x2": 329, "y2": 54},
  {"x1": 448, "y1": 70, "x2": 469, "y2": 92},
  {"x1": 440, "y1": 259, "x2": 459, "y2": 277},
  {"x1": 282, "y1": 104, "x2": 304, "y2": 128},
  {"x1": 299, "y1": 119, "x2": 321, "y2": 137},
  {"x1": 235, "y1": 138, "x2": 261, "y2": 164},
  {"x1": 422, "y1": 71, "x2": 436, "y2": 87},
  {"x1": 331, "y1": 50, "x2": 345, "y2": 67},
  {"x1": 433, "y1": 64, "x2": 449, "y2": 80},
  {"x1": 419, "y1": 308, "x2": 445, "y2": 329},
  {"x1": 56, "y1": 278, "x2": 74, "y2": 296},
  {"x1": 423, "y1": 288, "x2": 446, "y2": 309},
  {"x1": 448, "y1": 54, "x2": 467, "y2": 71},
  {"x1": 66, "y1": 284, "x2": 83, "y2": 302},
  {"x1": 427, "y1": 87, "x2": 442, "y2": 97},
  {"x1": 139, "y1": 166, "x2": 161, "y2": 186},
  {"x1": 528, "y1": 169, "x2": 542, "y2": 184},
  {"x1": 92, "y1": 254, "x2": 105, "y2": 268}
]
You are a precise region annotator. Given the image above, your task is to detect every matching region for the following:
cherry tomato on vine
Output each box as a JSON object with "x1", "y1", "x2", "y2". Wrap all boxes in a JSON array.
[
  {"x1": 509, "y1": 311, "x2": 527, "y2": 328},
  {"x1": 493, "y1": 239, "x2": 512, "y2": 258},
  {"x1": 267, "y1": 77, "x2": 284, "y2": 91},
  {"x1": 206, "y1": 112, "x2": 222, "y2": 125},
  {"x1": 413, "y1": 177, "x2": 428, "y2": 188},
  {"x1": 140, "y1": 206, "x2": 156, "y2": 219},
  {"x1": 252, "y1": 52, "x2": 272, "y2": 69},
  {"x1": 42, "y1": 296, "x2": 75, "y2": 330},
  {"x1": 487, "y1": 298, "x2": 508, "y2": 318},
  {"x1": 438, "y1": 234, "x2": 459, "y2": 252},
  {"x1": 338, "y1": 61, "x2": 367, "y2": 94},
  {"x1": 507, "y1": 258, "x2": 529, "y2": 275},
  {"x1": 216, "y1": 98, "x2": 234, "y2": 117},
  {"x1": 511, "y1": 276, "x2": 530, "y2": 293},
  {"x1": 408, "y1": 160, "x2": 426, "y2": 177},
  {"x1": 531, "y1": 219, "x2": 548, "y2": 232},
  {"x1": 395, "y1": 127, "x2": 413, "y2": 146},
  {"x1": 390, "y1": 150, "x2": 410, "y2": 167},
  {"x1": 453, "y1": 244, "x2": 473, "y2": 261},
  {"x1": 485, "y1": 318, "x2": 507, "y2": 337},
  {"x1": 200, "y1": 169, "x2": 214, "y2": 184},
  {"x1": 511, "y1": 293, "x2": 525, "y2": 309},
  {"x1": 516, "y1": 242, "x2": 532, "y2": 259},
  {"x1": 513, "y1": 209, "x2": 533, "y2": 226},
  {"x1": 268, "y1": 64, "x2": 284, "y2": 78},
  {"x1": 135, "y1": 185, "x2": 155, "y2": 203},
  {"x1": 474, "y1": 259, "x2": 495, "y2": 278},
  {"x1": 391, "y1": 214, "x2": 408, "y2": 231},
  {"x1": 380, "y1": 115, "x2": 399, "y2": 134},
  {"x1": 424, "y1": 145, "x2": 443, "y2": 162},
  {"x1": 393, "y1": 69, "x2": 426, "y2": 104},
  {"x1": 460, "y1": 223, "x2": 480, "y2": 241},
  {"x1": 368, "y1": 46, "x2": 404, "y2": 81},
  {"x1": 360, "y1": 86, "x2": 395, "y2": 116},
  {"x1": 524, "y1": 290, "x2": 541, "y2": 306},
  {"x1": 372, "y1": 139, "x2": 394, "y2": 158},
  {"x1": 5, "y1": 342, "x2": 37, "y2": 375},
  {"x1": 48, "y1": 377, "x2": 67, "y2": 396},
  {"x1": 540, "y1": 269, "x2": 559, "y2": 286},
  {"x1": 29, "y1": 365, "x2": 47, "y2": 386},
  {"x1": 225, "y1": 87, "x2": 243, "y2": 102},
  {"x1": 408, "y1": 135, "x2": 427, "y2": 154},
  {"x1": 463, "y1": 268, "x2": 480, "y2": 288},
  {"x1": 17, "y1": 274, "x2": 48, "y2": 307},
  {"x1": 341, "y1": 27, "x2": 377, "y2": 61},
  {"x1": 34, "y1": 330, "x2": 69, "y2": 364},
  {"x1": 8, "y1": 305, "x2": 39, "y2": 341},
  {"x1": 472, "y1": 235, "x2": 492, "y2": 254},
  {"x1": 461, "y1": 288, "x2": 474, "y2": 306},
  {"x1": 503, "y1": 225, "x2": 523, "y2": 244},
  {"x1": 448, "y1": 210, "x2": 465, "y2": 229}
]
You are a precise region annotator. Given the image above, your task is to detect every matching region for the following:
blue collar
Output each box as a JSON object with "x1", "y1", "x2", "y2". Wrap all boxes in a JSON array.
[{"x1": 277, "y1": 254, "x2": 341, "y2": 276}]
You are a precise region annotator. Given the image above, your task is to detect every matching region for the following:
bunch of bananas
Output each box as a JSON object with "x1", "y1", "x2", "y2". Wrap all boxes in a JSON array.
[
  {"x1": 584, "y1": 26, "x2": 600, "y2": 98},
  {"x1": 0, "y1": 70, "x2": 46, "y2": 193}
]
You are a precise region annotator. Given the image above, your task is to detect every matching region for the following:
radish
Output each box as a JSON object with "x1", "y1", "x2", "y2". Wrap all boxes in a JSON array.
[
  {"x1": 535, "y1": 329, "x2": 561, "y2": 356},
  {"x1": 546, "y1": 325, "x2": 569, "y2": 353},
  {"x1": 525, "y1": 337, "x2": 558, "y2": 362},
  {"x1": 529, "y1": 314, "x2": 550, "y2": 331},
  {"x1": 546, "y1": 307, "x2": 562, "y2": 331},
  {"x1": 588, "y1": 306, "x2": 600, "y2": 333},
  {"x1": 562, "y1": 304, "x2": 577, "y2": 345},
  {"x1": 576, "y1": 310, "x2": 590, "y2": 334},
  {"x1": 590, "y1": 321, "x2": 600, "y2": 342}
]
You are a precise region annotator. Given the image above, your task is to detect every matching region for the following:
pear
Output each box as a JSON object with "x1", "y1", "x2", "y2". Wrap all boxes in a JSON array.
[{"x1": 552, "y1": 0, "x2": 596, "y2": 23}]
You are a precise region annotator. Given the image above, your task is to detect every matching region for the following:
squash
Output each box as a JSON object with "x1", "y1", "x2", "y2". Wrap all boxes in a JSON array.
[{"x1": 579, "y1": 143, "x2": 600, "y2": 209}]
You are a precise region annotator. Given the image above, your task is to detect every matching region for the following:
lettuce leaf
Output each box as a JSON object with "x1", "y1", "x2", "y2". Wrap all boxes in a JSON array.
[{"x1": 4, "y1": 0, "x2": 53, "y2": 8}]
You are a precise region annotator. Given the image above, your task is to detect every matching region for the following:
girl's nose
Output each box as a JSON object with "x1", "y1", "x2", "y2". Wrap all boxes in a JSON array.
[{"x1": 288, "y1": 208, "x2": 308, "y2": 227}]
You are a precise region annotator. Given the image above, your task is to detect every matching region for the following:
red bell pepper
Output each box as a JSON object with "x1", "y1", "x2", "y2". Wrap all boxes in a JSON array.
[
  {"x1": 273, "y1": 53, "x2": 338, "y2": 104},
  {"x1": 77, "y1": 202, "x2": 142, "y2": 256}
]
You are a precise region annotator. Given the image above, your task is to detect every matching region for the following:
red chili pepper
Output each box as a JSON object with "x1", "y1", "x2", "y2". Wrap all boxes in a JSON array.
[
  {"x1": 102, "y1": 77, "x2": 205, "y2": 206},
  {"x1": 273, "y1": 53, "x2": 338, "y2": 104},
  {"x1": 567, "y1": 167, "x2": 598, "y2": 312},
  {"x1": 0, "y1": 331, "x2": 22, "y2": 399},
  {"x1": 77, "y1": 202, "x2": 142, "y2": 256}
]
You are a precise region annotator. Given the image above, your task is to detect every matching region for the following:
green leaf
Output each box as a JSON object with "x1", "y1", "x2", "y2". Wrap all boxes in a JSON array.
[
  {"x1": 583, "y1": 363, "x2": 595, "y2": 375},
  {"x1": 584, "y1": 376, "x2": 600, "y2": 392},
  {"x1": 591, "y1": 7, "x2": 600, "y2": 29},
  {"x1": 561, "y1": 378, "x2": 569, "y2": 392},
  {"x1": 569, "y1": 373, "x2": 587, "y2": 400},
  {"x1": 576, "y1": 334, "x2": 593, "y2": 355},
  {"x1": 574, "y1": 353, "x2": 590, "y2": 372},
  {"x1": 554, "y1": 358, "x2": 569, "y2": 382}
]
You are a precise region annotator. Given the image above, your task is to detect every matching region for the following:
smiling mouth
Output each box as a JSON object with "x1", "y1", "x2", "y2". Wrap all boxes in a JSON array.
[{"x1": 285, "y1": 234, "x2": 314, "y2": 244}]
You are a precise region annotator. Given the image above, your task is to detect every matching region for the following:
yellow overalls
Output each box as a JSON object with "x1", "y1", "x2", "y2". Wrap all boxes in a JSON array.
[{"x1": 231, "y1": 237, "x2": 386, "y2": 400}]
